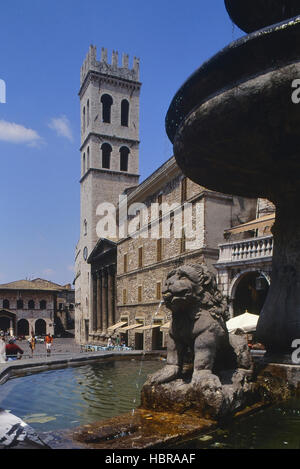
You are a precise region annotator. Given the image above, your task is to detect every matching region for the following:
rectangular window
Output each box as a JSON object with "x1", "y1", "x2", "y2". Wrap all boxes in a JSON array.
[
  {"x1": 123, "y1": 253, "x2": 128, "y2": 273},
  {"x1": 181, "y1": 177, "x2": 187, "y2": 203},
  {"x1": 157, "y1": 238, "x2": 163, "y2": 262},
  {"x1": 180, "y1": 228, "x2": 186, "y2": 253},
  {"x1": 138, "y1": 247, "x2": 143, "y2": 268},
  {"x1": 156, "y1": 282, "x2": 161, "y2": 300},
  {"x1": 158, "y1": 194, "x2": 163, "y2": 219},
  {"x1": 138, "y1": 285, "x2": 142, "y2": 303},
  {"x1": 123, "y1": 289, "x2": 127, "y2": 305}
]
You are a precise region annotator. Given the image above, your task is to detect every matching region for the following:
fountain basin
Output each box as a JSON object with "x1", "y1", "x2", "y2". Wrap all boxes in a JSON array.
[
  {"x1": 2, "y1": 351, "x2": 300, "y2": 448},
  {"x1": 47, "y1": 362, "x2": 300, "y2": 449},
  {"x1": 166, "y1": 16, "x2": 300, "y2": 200},
  {"x1": 224, "y1": 0, "x2": 300, "y2": 34},
  {"x1": 171, "y1": 60, "x2": 300, "y2": 200}
]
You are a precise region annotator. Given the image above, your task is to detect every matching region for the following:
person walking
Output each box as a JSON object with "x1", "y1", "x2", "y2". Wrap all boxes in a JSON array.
[
  {"x1": 28, "y1": 333, "x2": 36, "y2": 357},
  {"x1": 45, "y1": 334, "x2": 53, "y2": 356}
]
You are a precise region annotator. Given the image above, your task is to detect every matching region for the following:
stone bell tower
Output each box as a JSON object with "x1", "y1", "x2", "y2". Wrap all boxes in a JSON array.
[{"x1": 75, "y1": 45, "x2": 141, "y2": 343}]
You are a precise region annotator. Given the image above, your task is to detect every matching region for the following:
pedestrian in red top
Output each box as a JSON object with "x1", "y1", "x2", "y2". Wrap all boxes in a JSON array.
[{"x1": 45, "y1": 334, "x2": 53, "y2": 356}]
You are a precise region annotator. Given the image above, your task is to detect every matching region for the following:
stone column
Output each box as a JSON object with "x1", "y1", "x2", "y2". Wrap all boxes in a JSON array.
[
  {"x1": 102, "y1": 268, "x2": 108, "y2": 333},
  {"x1": 92, "y1": 274, "x2": 97, "y2": 331},
  {"x1": 96, "y1": 271, "x2": 102, "y2": 332},
  {"x1": 107, "y1": 265, "x2": 115, "y2": 329}
]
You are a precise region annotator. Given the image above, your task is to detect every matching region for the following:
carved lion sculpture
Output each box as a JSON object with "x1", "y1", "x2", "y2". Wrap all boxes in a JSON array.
[{"x1": 147, "y1": 264, "x2": 249, "y2": 391}]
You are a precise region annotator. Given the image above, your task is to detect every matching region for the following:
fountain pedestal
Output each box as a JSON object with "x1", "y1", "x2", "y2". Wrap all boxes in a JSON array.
[
  {"x1": 141, "y1": 369, "x2": 256, "y2": 420},
  {"x1": 257, "y1": 198, "x2": 300, "y2": 353}
]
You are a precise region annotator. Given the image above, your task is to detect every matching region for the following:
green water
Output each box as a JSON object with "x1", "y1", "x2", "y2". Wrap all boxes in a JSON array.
[
  {"x1": 174, "y1": 398, "x2": 300, "y2": 449},
  {"x1": 0, "y1": 359, "x2": 163, "y2": 432}
]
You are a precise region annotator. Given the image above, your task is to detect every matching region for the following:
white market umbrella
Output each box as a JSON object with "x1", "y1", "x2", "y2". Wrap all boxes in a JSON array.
[{"x1": 226, "y1": 312, "x2": 259, "y2": 334}]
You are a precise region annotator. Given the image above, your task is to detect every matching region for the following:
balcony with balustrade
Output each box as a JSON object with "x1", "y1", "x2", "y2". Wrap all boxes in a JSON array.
[{"x1": 217, "y1": 235, "x2": 273, "y2": 267}]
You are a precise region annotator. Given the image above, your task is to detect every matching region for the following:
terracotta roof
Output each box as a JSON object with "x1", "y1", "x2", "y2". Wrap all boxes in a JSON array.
[
  {"x1": 31, "y1": 278, "x2": 72, "y2": 290},
  {"x1": 0, "y1": 279, "x2": 68, "y2": 292}
]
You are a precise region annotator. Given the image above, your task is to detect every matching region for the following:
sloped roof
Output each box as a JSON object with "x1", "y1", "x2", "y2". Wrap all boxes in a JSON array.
[
  {"x1": 31, "y1": 278, "x2": 72, "y2": 290},
  {"x1": 87, "y1": 238, "x2": 117, "y2": 264},
  {"x1": 0, "y1": 279, "x2": 67, "y2": 292}
]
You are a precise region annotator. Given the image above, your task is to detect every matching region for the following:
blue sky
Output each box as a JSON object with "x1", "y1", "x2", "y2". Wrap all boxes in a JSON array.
[{"x1": 0, "y1": 0, "x2": 243, "y2": 285}]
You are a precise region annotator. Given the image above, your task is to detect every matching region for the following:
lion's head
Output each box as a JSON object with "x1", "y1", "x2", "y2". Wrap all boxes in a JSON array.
[{"x1": 162, "y1": 264, "x2": 227, "y2": 319}]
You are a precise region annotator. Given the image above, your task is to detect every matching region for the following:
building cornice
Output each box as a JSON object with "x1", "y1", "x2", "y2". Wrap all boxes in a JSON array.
[
  {"x1": 122, "y1": 157, "x2": 181, "y2": 207},
  {"x1": 118, "y1": 300, "x2": 163, "y2": 308},
  {"x1": 79, "y1": 70, "x2": 142, "y2": 98},
  {"x1": 80, "y1": 132, "x2": 140, "y2": 152},
  {"x1": 80, "y1": 168, "x2": 140, "y2": 184},
  {"x1": 215, "y1": 257, "x2": 273, "y2": 270}
]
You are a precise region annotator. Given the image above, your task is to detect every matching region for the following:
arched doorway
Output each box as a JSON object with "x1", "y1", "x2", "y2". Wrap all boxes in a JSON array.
[
  {"x1": 0, "y1": 316, "x2": 10, "y2": 333},
  {"x1": 0, "y1": 310, "x2": 16, "y2": 335},
  {"x1": 35, "y1": 319, "x2": 46, "y2": 335},
  {"x1": 17, "y1": 319, "x2": 29, "y2": 336},
  {"x1": 233, "y1": 271, "x2": 269, "y2": 317}
]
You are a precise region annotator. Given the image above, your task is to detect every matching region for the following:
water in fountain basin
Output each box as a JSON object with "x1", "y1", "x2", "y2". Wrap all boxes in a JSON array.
[
  {"x1": 173, "y1": 397, "x2": 300, "y2": 449},
  {"x1": 0, "y1": 359, "x2": 164, "y2": 432},
  {"x1": 131, "y1": 300, "x2": 165, "y2": 417}
]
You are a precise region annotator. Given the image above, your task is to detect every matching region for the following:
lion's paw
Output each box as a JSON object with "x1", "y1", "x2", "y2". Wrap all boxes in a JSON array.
[
  {"x1": 192, "y1": 370, "x2": 222, "y2": 392},
  {"x1": 146, "y1": 365, "x2": 180, "y2": 385}
]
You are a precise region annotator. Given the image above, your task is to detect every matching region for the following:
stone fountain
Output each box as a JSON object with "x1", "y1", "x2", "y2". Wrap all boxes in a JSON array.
[
  {"x1": 45, "y1": 1, "x2": 300, "y2": 449},
  {"x1": 166, "y1": 0, "x2": 300, "y2": 358}
]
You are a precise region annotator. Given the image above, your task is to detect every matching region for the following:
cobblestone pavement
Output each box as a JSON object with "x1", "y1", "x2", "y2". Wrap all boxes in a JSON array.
[{"x1": 11, "y1": 337, "x2": 82, "y2": 360}]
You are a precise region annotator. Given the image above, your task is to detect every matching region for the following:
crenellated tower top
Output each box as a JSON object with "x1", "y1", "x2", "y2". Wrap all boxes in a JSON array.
[{"x1": 80, "y1": 45, "x2": 140, "y2": 86}]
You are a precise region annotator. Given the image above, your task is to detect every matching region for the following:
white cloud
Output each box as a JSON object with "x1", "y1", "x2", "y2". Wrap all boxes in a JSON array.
[
  {"x1": 0, "y1": 120, "x2": 42, "y2": 146},
  {"x1": 48, "y1": 115, "x2": 73, "y2": 142}
]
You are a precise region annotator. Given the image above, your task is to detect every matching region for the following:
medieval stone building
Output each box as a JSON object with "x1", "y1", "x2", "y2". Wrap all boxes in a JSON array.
[
  {"x1": 0, "y1": 278, "x2": 74, "y2": 337},
  {"x1": 114, "y1": 157, "x2": 257, "y2": 351}
]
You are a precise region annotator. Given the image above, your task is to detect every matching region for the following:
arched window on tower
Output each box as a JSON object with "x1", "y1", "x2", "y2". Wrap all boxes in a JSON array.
[
  {"x1": 101, "y1": 94, "x2": 113, "y2": 123},
  {"x1": 120, "y1": 146, "x2": 130, "y2": 172},
  {"x1": 121, "y1": 99, "x2": 129, "y2": 127},
  {"x1": 83, "y1": 153, "x2": 86, "y2": 175},
  {"x1": 101, "y1": 143, "x2": 112, "y2": 169},
  {"x1": 84, "y1": 219, "x2": 87, "y2": 236},
  {"x1": 3, "y1": 299, "x2": 9, "y2": 309},
  {"x1": 87, "y1": 147, "x2": 90, "y2": 170},
  {"x1": 82, "y1": 106, "x2": 86, "y2": 132},
  {"x1": 87, "y1": 99, "x2": 90, "y2": 127}
]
